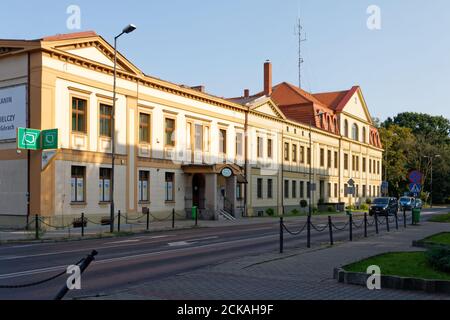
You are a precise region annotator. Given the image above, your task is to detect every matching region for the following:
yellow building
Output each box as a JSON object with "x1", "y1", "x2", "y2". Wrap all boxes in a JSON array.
[{"x1": 0, "y1": 32, "x2": 383, "y2": 227}]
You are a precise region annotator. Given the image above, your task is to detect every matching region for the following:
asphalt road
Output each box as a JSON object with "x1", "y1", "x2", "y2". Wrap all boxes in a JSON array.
[{"x1": 0, "y1": 208, "x2": 447, "y2": 300}]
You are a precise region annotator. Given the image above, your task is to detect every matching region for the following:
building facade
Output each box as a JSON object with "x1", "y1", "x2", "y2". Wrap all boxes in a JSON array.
[{"x1": 0, "y1": 32, "x2": 383, "y2": 226}]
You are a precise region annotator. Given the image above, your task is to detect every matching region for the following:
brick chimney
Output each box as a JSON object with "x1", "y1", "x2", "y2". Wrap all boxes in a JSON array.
[
  {"x1": 244, "y1": 89, "x2": 250, "y2": 98},
  {"x1": 264, "y1": 60, "x2": 272, "y2": 96}
]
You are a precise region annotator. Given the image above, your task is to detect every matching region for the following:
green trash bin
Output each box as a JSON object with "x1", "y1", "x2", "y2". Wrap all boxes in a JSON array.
[
  {"x1": 412, "y1": 208, "x2": 421, "y2": 224},
  {"x1": 192, "y1": 206, "x2": 198, "y2": 220}
]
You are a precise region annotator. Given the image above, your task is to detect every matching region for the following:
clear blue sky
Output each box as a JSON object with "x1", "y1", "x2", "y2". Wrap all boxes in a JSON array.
[{"x1": 3, "y1": 0, "x2": 450, "y2": 121}]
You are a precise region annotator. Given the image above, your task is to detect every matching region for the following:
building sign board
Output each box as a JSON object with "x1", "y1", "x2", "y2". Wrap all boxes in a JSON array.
[
  {"x1": 0, "y1": 85, "x2": 27, "y2": 141},
  {"x1": 17, "y1": 128, "x2": 41, "y2": 150}
]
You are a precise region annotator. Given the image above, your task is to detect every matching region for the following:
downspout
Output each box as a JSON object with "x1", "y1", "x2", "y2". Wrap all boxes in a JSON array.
[{"x1": 26, "y1": 52, "x2": 31, "y2": 227}]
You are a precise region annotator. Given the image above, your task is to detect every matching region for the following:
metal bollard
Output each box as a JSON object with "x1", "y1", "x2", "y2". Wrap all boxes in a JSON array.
[
  {"x1": 364, "y1": 212, "x2": 368, "y2": 238},
  {"x1": 35, "y1": 214, "x2": 39, "y2": 240},
  {"x1": 403, "y1": 209, "x2": 407, "y2": 228},
  {"x1": 81, "y1": 213, "x2": 85, "y2": 237},
  {"x1": 195, "y1": 207, "x2": 199, "y2": 227},
  {"x1": 328, "y1": 216, "x2": 334, "y2": 246},
  {"x1": 375, "y1": 213, "x2": 379, "y2": 234},
  {"x1": 307, "y1": 215, "x2": 311, "y2": 249},
  {"x1": 395, "y1": 213, "x2": 399, "y2": 230},
  {"x1": 146, "y1": 212, "x2": 150, "y2": 231},
  {"x1": 117, "y1": 210, "x2": 121, "y2": 233},
  {"x1": 349, "y1": 214, "x2": 353, "y2": 242},
  {"x1": 280, "y1": 217, "x2": 284, "y2": 254},
  {"x1": 54, "y1": 250, "x2": 98, "y2": 300},
  {"x1": 172, "y1": 209, "x2": 175, "y2": 229},
  {"x1": 386, "y1": 215, "x2": 390, "y2": 232}
]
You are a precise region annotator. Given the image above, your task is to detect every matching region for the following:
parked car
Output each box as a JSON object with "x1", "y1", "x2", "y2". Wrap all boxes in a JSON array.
[
  {"x1": 399, "y1": 197, "x2": 416, "y2": 211},
  {"x1": 369, "y1": 197, "x2": 399, "y2": 216},
  {"x1": 414, "y1": 199, "x2": 423, "y2": 209}
]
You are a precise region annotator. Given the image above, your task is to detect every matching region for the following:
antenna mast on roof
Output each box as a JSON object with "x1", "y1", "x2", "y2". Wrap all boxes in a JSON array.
[{"x1": 295, "y1": 17, "x2": 307, "y2": 89}]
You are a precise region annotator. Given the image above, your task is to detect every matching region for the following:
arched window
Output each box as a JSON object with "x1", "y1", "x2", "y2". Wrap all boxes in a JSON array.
[
  {"x1": 362, "y1": 127, "x2": 367, "y2": 144},
  {"x1": 352, "y1": 124, "x2": 359, "y2": 141},
  {"x1": 344, "y1": 120, "x2": 349, "y2": 137},
  {"x1": 334, "y1": 118, "x2": 338, "y2": 133}
]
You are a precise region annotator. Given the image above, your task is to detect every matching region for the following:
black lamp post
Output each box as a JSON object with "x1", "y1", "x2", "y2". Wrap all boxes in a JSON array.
[
  {"x1": 110, "y1": 24, "x2": 136, "y2": 233},
  {"x1": 423, "y1": 154, "x2": 440, "y2": 209}
]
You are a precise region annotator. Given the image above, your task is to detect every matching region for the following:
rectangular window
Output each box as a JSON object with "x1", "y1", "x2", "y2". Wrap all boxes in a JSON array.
[
  {"x1": 334, "y1": 183, "x2": 338, "y2": 198},
  {"x1": 356, "y1": 156, "x2": 360, "y2": 171},
  {"x1": 139, "y1": 113, "x2": 151, "y2": 143},
  {"x1": 307, "y1": 182, "x2": 311, "y2": 198},
  {"x1": 363, "y1": 185, "x2": 367, "y2": 198},
  {"x1": 292, "y1": 144, "x2": 297, "y2": 162},
  {"x1": 327, "y1": 150, "x2": 332, "y2": 168},
  {"x1": 363, "y1": 158, "x2": 367, "y2": 172},
  {"x1": 344, "y1": 183, "x2": 348, "y2": 197},
  {"x1": 328, "y1": 183, "x2": 332, "y2": 198},
  {"x1": 99, "y1": 168, "x2": 111, "y2": 202},
  {"x1": 257, "y1": 178, "x2": 263, "y2": 199},
  {"x1": 334, "y1": 151, "x2": 338, "y2": 169},
  {"x1": 72, "y1": 97, "x2": 87, "y2": 133},
  {"x1": 219, "y1": 129, "x2": 227, "y2": 154},
  {"x1": 292, "y1": 181, "x2": 297, "y2": 198},
  {"x1": 284, "y1": 143, "x2": 290, "y2": 161},
  {"x1": 195, "y1": 124, "x2": 203, "y2": 151},
  {"x1": 165, "y1": 172, "x2": 175, "y2": 202},
  {"x1": 344, "y1": 154, "x2": 349, "y2": 170},
  {"x1": 165, "y1": 118, "x2": 176, "y2": 147},
  {"x1": 307, "y1": 148, "x2": 311, "y2": 165},
  {"x1": 71, "y1": 166, "x2": 85, "y2": 203},
  {"x1": 352, "y1": 155, "x2": 356, "y2": 171},
  {"x1": 99, "y1": 104, "x2": 112, "y2": 137},
  {"x1": 300, "y1": 181, "x2": 305, "y2": 199},
  {"x1": 138, "y1": 171, "x2": 150, "y2": 202},
  {"x1": 204, "y1": 126, "x2": 210, "y2": 152},
  {"x1": 236, "y1": 132, "x2": 243, "y2": 157},
  {"x1": 369, "y1": 158, "x2": 372, "y2": 173},
  {"x1": 320, "y1": 180, "x2": 325, "y2": 199},
  {"x1": 257, "y1": 137, "x2": 264, "y2": 158},
  {"x1": 267, "y1": 139, "x2": 273, "y2": 159},
  {"x1": 267, "y1": 179, "x2": 273, "y2": 199},
  {"x1": 320, "y1": 148, "x2": 325, "y2": 167},
  {"x1": 377, "y1": 161, "x2": 380, "y2": 175},
  {"x1": 284, "y1": 180, "x2": 289, "y2": 199},
  {"x1": 236, "y1": 184, "x2": 243, "y2": 200},
  {"x1": 300, "y1": 146, "x2": 305, "y2": 164}
]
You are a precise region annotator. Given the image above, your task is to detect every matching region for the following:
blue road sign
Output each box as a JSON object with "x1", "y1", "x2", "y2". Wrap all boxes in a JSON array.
[
  {"x1": 408, "y1": 170, "x2": 423, "y2": 185},
  {"x1": 409, "y1": 183, "x2": 422, "y2": 193}
]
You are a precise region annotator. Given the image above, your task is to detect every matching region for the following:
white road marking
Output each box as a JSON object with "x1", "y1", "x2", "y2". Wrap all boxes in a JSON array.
[
  {"x1": 168, "y1": 236, "x2": 219, "y2": 247},
  {"x1": 0, "y1": 234, "x2": 278, "y2": 280}
]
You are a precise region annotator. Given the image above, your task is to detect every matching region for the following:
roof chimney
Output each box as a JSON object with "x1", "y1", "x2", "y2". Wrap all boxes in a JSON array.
[
  {"x1": 264, "y1": 60, "x2": 272, "y2": 96},
  {"x1": 244, "y1": 89, "x2": 250, "y2": 98}
]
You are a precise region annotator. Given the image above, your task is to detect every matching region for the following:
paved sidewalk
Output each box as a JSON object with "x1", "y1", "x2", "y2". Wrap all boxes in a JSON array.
[{"x1": 87, "y1": 221, "x2": 450, "y2": 300}]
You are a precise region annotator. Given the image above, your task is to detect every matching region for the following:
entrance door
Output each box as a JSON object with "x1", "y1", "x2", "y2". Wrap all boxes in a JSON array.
[{"x1": 192, "y1": 174, "x2": 205, "y2": 208}]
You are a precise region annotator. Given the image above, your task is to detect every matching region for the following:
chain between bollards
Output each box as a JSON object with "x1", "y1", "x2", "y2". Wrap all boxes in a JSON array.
[
  {"x1": 349, "y1": 214, "x2": 353, "y2": 242},
  {"x1": 307, "y1": 214, "x2": 311, "y2": 249},
  {"x1": 403, "y1": 208, "x2": 407, "y2": 228},
  {"x1": 279, "y1": 217, "x2": 284, "y2": 254},
  {"x1": 386, "y1": 214, "x2": 390, "y2": 232},
  {"x1": 395, "y1": 212, "x2": 399, "y2": 230},
  {"x1": 328, "y1": 216, "x2": 334, "y2": 246},
  {"x1": 81, "y1": 213, "x2": 85, "y2": 237}
]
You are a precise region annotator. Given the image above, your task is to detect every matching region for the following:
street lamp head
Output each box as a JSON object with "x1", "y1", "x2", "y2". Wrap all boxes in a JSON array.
[
  {"x1": 122, "y1": 24, "x2": 137, "y2": 34},
  {"x1": 435, "y1": 154, "x2": 441, "y2": 158}
]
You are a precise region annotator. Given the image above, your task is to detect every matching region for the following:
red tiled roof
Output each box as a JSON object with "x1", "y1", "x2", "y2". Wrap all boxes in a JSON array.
[
  {"x1": 42, "y1": 31, "x2": 97, "y2": 42},
  {"x1": 313, "y1": 86, "x2": 360, "y2": 111}
]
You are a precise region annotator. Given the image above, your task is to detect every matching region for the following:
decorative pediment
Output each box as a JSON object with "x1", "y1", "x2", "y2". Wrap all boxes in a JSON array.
[
  {"x1": 48, "y1": 38, "x2": 142, "y2": 75},
  {"x1": 341, "y1": 89, "x2": 373, "y2": 124},
  {"x1": 249, "y1": 98, "x2": 286, "y2": 120}
]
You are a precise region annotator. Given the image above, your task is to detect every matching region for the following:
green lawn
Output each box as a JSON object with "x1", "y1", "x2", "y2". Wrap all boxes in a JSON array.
[
  {"x1": 429, "y1": 213, "x2": 450, "y2": 223},
  {"x1": 344, "y1": 252, "x2": 450, "y2": 281},
  {"x1": 424, "y1": 233, "x2": 450, "y2": 246}
]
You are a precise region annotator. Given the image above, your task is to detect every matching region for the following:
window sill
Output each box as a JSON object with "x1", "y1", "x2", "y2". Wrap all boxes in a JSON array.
[
  {"x1": 99, "y1": 202, "x2": 111, "y2": 205},
  {"x1": 165, "y1": 201, "x2": 176, "y2": 205},
  {"x1": 139, "y1": 201, "x2": 151, "y2": 205},
  {"x1": 71, "y1": 202, "x2": 87, "y2": 206}
]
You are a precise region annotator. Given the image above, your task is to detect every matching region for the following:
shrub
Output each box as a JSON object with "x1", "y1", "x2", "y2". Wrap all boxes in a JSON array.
[
  {"x1": 346, "y1": 205, "x2": 357, "y2": 211},
  {"x1": 291, "y1": 209, "x2": 300, "y2": 216},
  {"x1": 266, "y1": 208, "x2": 275, "y2": 217},
  {"x1": 327, "y1": 206, "x2": 334, "y2": 213},
  {"x1": 318, "y1": 198, "x2": 325, "y2": 205},
  {"x1": 365, "y1": 198, "x2": 372, "y2": 205},
  {"x1": 360, "y1": 204, "x2": 369, "y2": 211},
  {"x1": 312, "y1": 207, "x2": 319, "y2": 214},
  {"x1": 426, "y1": 248, "x2": 450, "y2": 273},
  {"x1": 300, "y1": 200, "x2": 308, "y2": 208}
]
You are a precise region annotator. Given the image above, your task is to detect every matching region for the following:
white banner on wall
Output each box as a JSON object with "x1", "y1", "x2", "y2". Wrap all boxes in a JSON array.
[{"x1": 0, "y1": 85, "x2": 27, "y2": 141}]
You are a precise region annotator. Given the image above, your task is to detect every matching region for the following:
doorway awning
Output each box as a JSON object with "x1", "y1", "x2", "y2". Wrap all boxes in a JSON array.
[{"x1": 181, "y1": 163, "x2": 248, "y2": 184}]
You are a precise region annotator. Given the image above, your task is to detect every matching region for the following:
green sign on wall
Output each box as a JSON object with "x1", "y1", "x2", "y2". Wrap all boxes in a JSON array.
[
  {"x1": 17, "y1": 128, "x2": 58, "y2": 150},
  {"x1": 42, "y1": 129, "x2": 58, "y2": 150},
  {"x1": 17, "y1": 128, "x2": 41, "y2": 150}
]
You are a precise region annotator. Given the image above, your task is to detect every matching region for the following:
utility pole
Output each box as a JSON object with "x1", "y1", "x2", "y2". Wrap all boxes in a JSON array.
[{"x1": 295, "y1": 18, "x2": 307, "y2": 89}]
